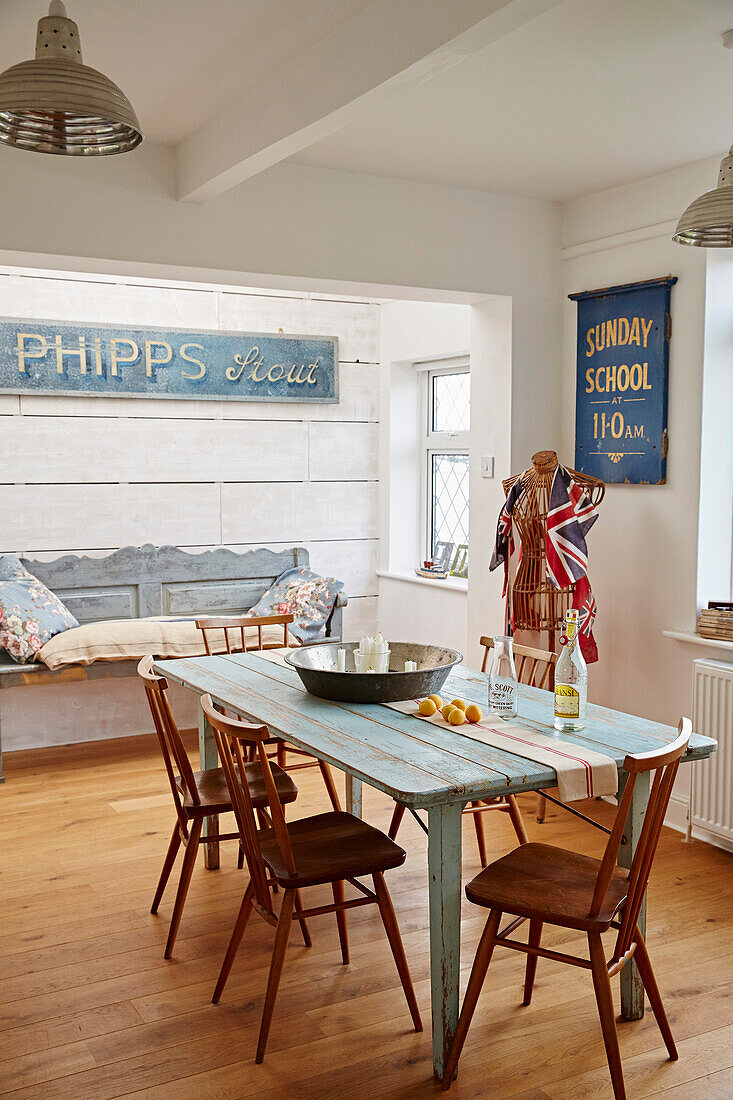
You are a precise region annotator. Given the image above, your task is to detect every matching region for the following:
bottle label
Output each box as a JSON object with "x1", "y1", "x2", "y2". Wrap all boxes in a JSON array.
[
  {"x1": 490, "y1": 677, "x2": 516, "y2": 714},
  {"x1": 554, "y1": 684, "x2": 580, "y2": 719}
]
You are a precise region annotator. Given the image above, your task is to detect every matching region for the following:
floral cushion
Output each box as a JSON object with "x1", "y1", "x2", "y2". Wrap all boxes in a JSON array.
[
  {"x1": 247, "y1": 567, "x2": 343, "y2": 643},
  {"x1": 0, "y1": 555, "x2": 79, "y2": 663}
]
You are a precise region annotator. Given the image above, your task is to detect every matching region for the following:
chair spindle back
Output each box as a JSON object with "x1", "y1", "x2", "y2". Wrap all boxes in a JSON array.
[
  {"x1": 480, "y1": 636, "x2": 556, "y2": 689},
  {"x1": 196, "y1": 614, "x2": 294, "y2": 656},
  {"x1": 138, "y1": 655, "x2": 200, "y2": 828},
  {"x1": 201, "y1": 694, "x2": 295, "y2": 916},
  {"x1": 588, "y1": 718, "x2": 692, "y2": 961}
]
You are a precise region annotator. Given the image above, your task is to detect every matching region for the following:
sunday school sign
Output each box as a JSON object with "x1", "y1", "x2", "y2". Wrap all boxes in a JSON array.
[
  {"x1": 0, "y1": 318, "x2": 338, "y2": 403},
  {"x1": 569, "y1": 276, "x2": 676, "y2": 485}
]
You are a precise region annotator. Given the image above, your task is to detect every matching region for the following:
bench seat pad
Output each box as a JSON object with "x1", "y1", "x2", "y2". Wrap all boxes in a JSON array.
[{"x1": 37, "y1": 617, "x2": 298, "y2": 671}]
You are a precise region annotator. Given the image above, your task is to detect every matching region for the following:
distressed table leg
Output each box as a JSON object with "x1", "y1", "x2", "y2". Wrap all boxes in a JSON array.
[
  {"x1": 345, "y1": 774, "x2": 362, "y2": 818},
  {"x1": 618, "y1": 768, "x2": 650, "y2": 1020},
  {"x1": 198, "y1": 700, "x2": 220, "y2": 870},
  {"x1": 427, "y1": 802, "x2": 463, "y2": 1079}
]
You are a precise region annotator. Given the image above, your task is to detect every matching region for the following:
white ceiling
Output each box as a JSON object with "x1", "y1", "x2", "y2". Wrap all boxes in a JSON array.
[
  {"x1": 293, "y1": 0, "x2": 733, "y2": 200},
  {"x1": 1, "y1": 0, "x2": 732, "y2": 201},
  {"x1": 0, "y1": 0, "x2": 373, "y2": 144}
]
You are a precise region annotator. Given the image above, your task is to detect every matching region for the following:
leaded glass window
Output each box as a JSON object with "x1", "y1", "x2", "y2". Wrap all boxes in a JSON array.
[
  {"x1": 432, "y1": 371, "x2": 470, "y2": 433},
  {"x1": 431, "y1": 452, "x2": 469, "y2": 557},
  {"x1": 420, "y1": 362, "x2": 470, "y2": 576}
]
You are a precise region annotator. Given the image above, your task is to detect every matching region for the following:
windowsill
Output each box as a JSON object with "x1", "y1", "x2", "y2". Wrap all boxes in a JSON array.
[
  {"x1": 663, "y1": 630, "x2": 733, "y2": 654},
  {"x1": 377, "y1": 569, "x2": 468, "y2": 593}
]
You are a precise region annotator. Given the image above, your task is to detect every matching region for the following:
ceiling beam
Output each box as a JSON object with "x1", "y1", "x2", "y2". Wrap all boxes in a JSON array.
[{"x1": 176, "y1": 0, "x2": 563, "y2": 203}]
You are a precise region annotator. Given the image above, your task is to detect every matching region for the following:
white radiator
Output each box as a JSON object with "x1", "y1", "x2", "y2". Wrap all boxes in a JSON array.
[{"x1": 691, "y1": 659, "x2": 733, "y2": 852}]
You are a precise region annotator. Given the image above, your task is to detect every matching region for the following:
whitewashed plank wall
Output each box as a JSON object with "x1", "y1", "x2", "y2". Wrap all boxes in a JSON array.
[{"x1": 0, "y1": 273, "x2": 379, "y2": 748}]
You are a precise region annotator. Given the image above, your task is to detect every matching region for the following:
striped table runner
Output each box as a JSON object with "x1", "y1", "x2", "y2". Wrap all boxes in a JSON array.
[{"x1": 386, "y1": 699, "x2": 618, "y2": 802}]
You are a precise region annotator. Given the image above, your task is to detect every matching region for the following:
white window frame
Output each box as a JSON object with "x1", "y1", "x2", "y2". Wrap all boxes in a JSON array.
[{"x1": 416, "y1": 356, "x2": 470, "y2": 568}]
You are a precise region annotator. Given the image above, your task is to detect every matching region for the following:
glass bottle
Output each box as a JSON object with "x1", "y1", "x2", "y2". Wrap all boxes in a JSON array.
[
  {"x1": 554, "y1": 609, "x2": 587, "y2": 732},
  {"x1": 488, "y1": 636, "x2": 518, "y2": 720}
]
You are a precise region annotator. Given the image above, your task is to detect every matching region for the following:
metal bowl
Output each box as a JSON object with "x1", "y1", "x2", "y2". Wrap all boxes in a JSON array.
[{"x1": 284, "y1": 641, "x2": 463, "y2": 703}]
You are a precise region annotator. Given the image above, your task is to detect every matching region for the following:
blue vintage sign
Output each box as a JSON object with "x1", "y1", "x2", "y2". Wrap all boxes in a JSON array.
[
  {"x1": 0, "y1": 318, "x2": 338, "y2": 403},
  {"x1": 569, "y1": 277, "x2": 676, "y2": 485}
]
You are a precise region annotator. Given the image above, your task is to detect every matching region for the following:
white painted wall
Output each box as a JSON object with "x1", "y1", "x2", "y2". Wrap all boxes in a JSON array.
[
  {"x1": 0, "y1": 144, "x2": 560, "y2": 305},
  {"x1": 561, "y1": 157, "x2": 733, "y2": 830},
  {"x1": 0, "y1": 271, "x2": 380, "y2": 750},
  {"x1": 377, "y1": 576, "x2": 470, "y2": 657},
  {"x1": 377, "y1": 282, "x2": 561, "y2": 668},
  {"x1": 378, "y1": 301, "x2": 471, "y2": 654},
  {"x1": 467, "y1": 296, "x2": 515, "y2": 668},
  {"x1": 378, "y1": 294, "x2": 516, "y2": 667},
  {"x1": 379, "y1": 301, "x2": 472, "y2": 569}
]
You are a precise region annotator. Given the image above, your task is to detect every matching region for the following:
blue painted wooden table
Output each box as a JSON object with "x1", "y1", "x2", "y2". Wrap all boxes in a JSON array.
[{"x1": 154, "y1": 652, "x2": 716, "y2": 1079}]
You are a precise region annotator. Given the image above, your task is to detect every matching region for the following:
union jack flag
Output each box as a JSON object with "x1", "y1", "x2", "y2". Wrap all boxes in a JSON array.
[
  {"x1": 571, "y1": 575, "x2": 598, "y2": 663},
  {"x1": 546, "y1": 466, "x2": 598, "y2": 589},
  {"x1": 489, "y1": 478, "x2": 524, "y2": 598}
]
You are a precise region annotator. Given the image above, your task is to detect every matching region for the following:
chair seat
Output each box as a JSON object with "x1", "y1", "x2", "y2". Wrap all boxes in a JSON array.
[
  {"x1": 260, "y1": 811, "x2": 406, "y2": 887},
  {"x1": 180, "y1": 763, "x2": 298, "y2": 816},
  {"x1": 465, "y1": 842, "x2": 630, "y2": 931}
]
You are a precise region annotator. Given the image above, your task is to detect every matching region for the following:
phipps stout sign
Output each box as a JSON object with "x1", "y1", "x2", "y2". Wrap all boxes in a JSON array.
[{"x1": 0, "y1": 319, "x2": 339, "y2": 403}]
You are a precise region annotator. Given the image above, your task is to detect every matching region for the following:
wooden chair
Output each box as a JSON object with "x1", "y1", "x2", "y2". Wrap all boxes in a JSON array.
[
  {"x1": 138, "y1": 655, "x2": 299, "y2": 958},
  {"x1": 442, "y1": 719, "x2": 692, "y2": 1100},
  {"x1": 481, "y1": 636, "x2": 558, "y2": 826},
  {"x1": 202, "y1": 693, "x2": 423, "y2": 1064},
  {"x1": 195, "y1": 614, "x2": 342, "y2": 812},
  {"x1": 196, "y1": 613, "x2": 294, "y2": 656}
]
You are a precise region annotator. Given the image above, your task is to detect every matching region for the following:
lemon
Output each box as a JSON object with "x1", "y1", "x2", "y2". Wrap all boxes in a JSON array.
[
  {"x1": 441, "y1": 703, "x2": 455, "y2": 721},
  {"x1": 429, "y1": 694, "x2": 444, "y2": 709},
  {"x1": 450, "y1": 698, "x2": 467, "y2": 712},
  {"x1": 465, "y1": 704, "x2": 483, "y2": 723},
  {"x1": 418, "y1": 698, "x2": 438, "y2": 717},
  {"x1": 448, "y1": 707, "x2": 466, "y2": 726}
]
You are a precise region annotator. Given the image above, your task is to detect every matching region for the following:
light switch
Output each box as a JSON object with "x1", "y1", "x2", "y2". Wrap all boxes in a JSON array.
[{"x1": 481, "y1": 456, "x2": 495, "y2": 478}]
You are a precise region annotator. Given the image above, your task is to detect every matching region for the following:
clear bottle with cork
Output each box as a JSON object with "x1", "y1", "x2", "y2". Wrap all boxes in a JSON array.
[{"x1": 554, "y1": 609, "x2": 587, "y2": 732}]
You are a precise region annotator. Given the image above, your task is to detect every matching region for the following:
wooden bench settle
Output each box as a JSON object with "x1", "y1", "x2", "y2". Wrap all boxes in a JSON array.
[{"x1": 0, "y1": 543, "x2": 346, "y2": 780}]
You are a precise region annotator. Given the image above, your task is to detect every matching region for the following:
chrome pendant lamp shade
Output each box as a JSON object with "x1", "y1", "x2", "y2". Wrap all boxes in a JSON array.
[
  {"x1": 0, "y1": 2, "x2": 142, "y2": 156},
  {"x1": 673, "y1": 148, "x2": 733, "y2": 246}
]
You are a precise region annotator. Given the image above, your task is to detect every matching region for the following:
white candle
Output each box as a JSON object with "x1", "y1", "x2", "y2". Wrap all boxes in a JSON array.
[{"x1": 337, "y1": 648, "x2": 346, "y2": 673}]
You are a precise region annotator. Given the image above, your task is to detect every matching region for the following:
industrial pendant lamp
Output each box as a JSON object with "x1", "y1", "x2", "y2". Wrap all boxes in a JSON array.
[
  {"x1": 674, "y1": 29, "x2": 733, "y2": 246},
  {"x1": 0, "y1": 1, "x2": 142, "y2": 156},
  {"x1": 673, "y1": 147, "x2": 733, "y2": 247}
]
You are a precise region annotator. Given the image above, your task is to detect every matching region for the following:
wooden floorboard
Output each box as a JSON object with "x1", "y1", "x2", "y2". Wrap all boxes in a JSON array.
[{"x1": 0, "y1": 732, "x2": 731, "y2": 1099}]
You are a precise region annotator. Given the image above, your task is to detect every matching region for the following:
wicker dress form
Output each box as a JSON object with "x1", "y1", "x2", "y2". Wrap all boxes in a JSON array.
[{"x1": 503, "y1": 450, "x2": 605, "y2": 656}]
